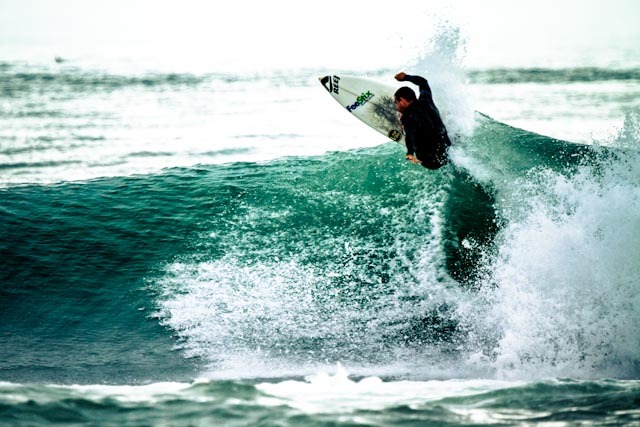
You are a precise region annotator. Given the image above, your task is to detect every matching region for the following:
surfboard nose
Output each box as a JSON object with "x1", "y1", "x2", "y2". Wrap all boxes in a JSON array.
[{"x1": 319, "y1": 76, "x2": 331, "y2": 92}]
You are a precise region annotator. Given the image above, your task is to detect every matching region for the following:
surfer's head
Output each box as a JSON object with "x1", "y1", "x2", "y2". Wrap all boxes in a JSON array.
[{"x1": 394, "y1": 87, "x2": 416, "y2": 113}]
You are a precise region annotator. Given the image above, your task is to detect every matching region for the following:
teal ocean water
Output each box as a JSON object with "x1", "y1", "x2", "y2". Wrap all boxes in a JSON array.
[{"x1": 2, "y1": 31, "x2": 640, "y2": 426}]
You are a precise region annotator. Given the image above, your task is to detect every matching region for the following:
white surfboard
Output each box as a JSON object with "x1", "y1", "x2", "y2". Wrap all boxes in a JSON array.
[{"x1": 319, "y1": 75, "x2": 405, "y2": 146}]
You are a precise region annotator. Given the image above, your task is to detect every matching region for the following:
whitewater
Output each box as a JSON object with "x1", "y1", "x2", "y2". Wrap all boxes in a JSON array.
[{"x1": 2, "y1": 25, "x2": 640, "y2": 427}]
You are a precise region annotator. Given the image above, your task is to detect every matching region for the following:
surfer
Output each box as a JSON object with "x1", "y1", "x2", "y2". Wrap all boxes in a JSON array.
[{"x1": 394, "y1": 72, "x2": 451, "y2": 169}]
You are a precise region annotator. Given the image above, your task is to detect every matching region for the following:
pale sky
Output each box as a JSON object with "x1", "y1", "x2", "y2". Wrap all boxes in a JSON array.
[{"x1": 1, "y1": 0, "x2": 638, "y2": 69}]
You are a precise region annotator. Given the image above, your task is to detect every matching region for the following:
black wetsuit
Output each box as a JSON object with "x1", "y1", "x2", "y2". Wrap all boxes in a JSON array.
[{"x1": 400, "y1": 75, "x2": 451, "y2": 169}]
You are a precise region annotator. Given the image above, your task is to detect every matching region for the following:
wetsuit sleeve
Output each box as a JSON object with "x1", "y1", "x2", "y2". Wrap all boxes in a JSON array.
[
  {"x1": 405, "y1": 127, "x2": 414, "y2": 156},
  {"x1": 403, "y1": 74, "x2": 433, "y2": 101}
]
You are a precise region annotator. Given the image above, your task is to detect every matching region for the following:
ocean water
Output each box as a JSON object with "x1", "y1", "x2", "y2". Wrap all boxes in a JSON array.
[{"x1": 2, "y1": 28, "x2": 640, "y2": 427}]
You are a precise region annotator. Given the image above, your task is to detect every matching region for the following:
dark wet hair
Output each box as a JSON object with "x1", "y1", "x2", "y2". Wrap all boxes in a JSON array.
[{"x1": 394, "y1": 86, "x2": 416, "y2": 102}]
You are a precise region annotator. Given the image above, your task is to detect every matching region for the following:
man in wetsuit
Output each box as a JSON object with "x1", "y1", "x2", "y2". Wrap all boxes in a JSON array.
[{"x1": 393, "y1": 72, "x2": 451, "y2": 169}]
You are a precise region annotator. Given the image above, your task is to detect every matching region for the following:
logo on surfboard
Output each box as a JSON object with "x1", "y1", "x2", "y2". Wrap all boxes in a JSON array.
[
  {"x1": 320, "y1": 75, "x2": 340, "y2": 94},
  {"x1": 346, "y1": 91, "x2": 374, "y2": 112},
  {"x1": 388, "y1": 129, "x2": 402, "y2": 142}
]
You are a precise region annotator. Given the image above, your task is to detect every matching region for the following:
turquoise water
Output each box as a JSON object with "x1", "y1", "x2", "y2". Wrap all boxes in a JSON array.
[
  {"x1": 2, "y1": 377, "x2": 640, "y2": 426},
  {"x1": 2, "y1": 31, "x2": 640, "y2": 426}
]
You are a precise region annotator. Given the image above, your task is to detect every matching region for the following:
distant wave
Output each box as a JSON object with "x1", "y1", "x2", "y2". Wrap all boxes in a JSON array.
[
  {"x1": 3, "y1": 61, "x2": 638, "y2": 95},
  {"x1": 0, "y1": 61, "x2": 325, "y2": 96},
  {"x1": 0, "y1": 71, "x2": 207, "y2": 95},
  {"x1": 468, "y1": 67, "x2": 640, "y2": 84},
  {"x1": 0, "y1": 159, "x2": 83, "y2": 171}
]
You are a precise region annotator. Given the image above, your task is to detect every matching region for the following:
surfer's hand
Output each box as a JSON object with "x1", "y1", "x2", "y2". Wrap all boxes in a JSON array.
[
  {"x1": 395, "y1": 72, "x2": 406, "y2": 81},
  {"x1": 406, "y1": 154, "x2": 420, "y2": 164}
]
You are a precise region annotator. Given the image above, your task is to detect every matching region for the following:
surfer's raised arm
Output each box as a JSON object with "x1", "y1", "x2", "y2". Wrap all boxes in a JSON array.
[{"x1": 395, "y1": 73, "x2": 433, "y2": 102}]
